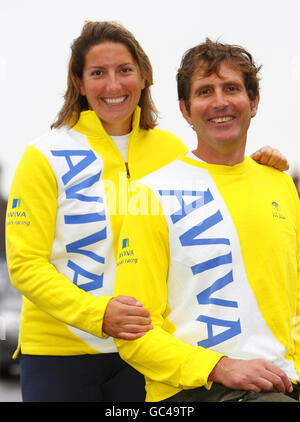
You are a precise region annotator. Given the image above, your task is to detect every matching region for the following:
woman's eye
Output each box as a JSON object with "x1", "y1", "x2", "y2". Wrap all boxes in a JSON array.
[{"x1": 121, "y1": 67, "x2": 132, "y2": 73}]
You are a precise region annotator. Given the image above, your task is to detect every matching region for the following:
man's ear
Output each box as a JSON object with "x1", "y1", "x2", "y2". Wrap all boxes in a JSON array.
[
  {"x1": 179, "y1": 99, "x2": 193, "y2": 126},
  {"x1": 250, "y1": 92, "x2": 260, "y2": 118}
]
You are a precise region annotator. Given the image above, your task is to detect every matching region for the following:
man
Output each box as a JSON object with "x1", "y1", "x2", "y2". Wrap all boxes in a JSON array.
[{"x1": 113, "y1": 39, "x2": 300, "y2": 402}]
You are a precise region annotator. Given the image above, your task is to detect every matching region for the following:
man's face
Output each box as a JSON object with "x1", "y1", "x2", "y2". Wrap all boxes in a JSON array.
[{"x1": 180, "y1": 61, "x2": 259, "y2": 162}]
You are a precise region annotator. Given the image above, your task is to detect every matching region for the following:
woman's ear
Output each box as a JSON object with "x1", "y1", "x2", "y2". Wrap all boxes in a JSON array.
[{"x1": 77, "y1": 76, "x2": 86, "y2": 96}]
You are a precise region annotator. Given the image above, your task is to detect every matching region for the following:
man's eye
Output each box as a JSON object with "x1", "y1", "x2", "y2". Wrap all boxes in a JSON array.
[
  {"x1": 198, "y1": 88, "x2": 211, "y2": 96},
  {"x1": 226, "y1": 86, "x2": 238, "y2": 92}
]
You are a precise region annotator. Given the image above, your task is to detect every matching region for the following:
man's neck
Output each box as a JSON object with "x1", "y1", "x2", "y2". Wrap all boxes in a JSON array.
[{"x1": 192, "y1": 139, "x2": 246, "y2": 166}]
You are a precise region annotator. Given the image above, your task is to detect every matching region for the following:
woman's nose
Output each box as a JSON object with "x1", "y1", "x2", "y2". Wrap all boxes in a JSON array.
[{"x1": 105, "y1": 72, "x2": 121, "y2": 93}]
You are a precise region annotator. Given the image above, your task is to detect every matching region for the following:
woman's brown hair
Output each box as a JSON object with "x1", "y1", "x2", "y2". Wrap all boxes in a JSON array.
[{"x1": 51, "y1": 21, "x2": 158, "y2": 130}]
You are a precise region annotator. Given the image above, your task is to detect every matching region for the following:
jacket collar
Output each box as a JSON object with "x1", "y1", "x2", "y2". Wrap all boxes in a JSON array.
[{"x1": 70, "y1": 106, "x2": 141, "y2": 139}]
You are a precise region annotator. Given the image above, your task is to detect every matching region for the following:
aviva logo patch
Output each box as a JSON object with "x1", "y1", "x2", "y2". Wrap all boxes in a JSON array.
[
  {"x1": 6, "y1": 197, "x2": 30, "y2": 226},
  {"x1": 122, "y1": 238, "x2": 129, "y2": 249},
  {"x1": 12, "y1": 198, "x2": 21, "y2": 209},
  {"x1": 117, "y1": 238, "x2": 138, "y2": 265}
]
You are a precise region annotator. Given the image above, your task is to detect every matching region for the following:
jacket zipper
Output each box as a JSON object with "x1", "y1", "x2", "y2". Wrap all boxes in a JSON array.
[{"x1": 125, "y1": 162, "x2": 130, "y2": 178}]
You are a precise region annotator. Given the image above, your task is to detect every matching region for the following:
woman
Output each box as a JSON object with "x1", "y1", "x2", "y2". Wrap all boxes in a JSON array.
[{"x1": 5, "y1": 21, "x2": 288, "y2": 402}]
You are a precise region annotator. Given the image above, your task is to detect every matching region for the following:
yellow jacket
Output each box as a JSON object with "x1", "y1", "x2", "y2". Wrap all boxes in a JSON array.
[
  {"x1": 5, "y1": 107, "x2": 188, "y2": 356},
  {"x1": 114, "y1": 154, "x2": 300, "y2": 401}
]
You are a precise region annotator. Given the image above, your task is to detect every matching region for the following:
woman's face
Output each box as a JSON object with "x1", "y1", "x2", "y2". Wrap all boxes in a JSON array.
[{"x1": 79, "y1": 41, "x2": 145, "y2": 135}]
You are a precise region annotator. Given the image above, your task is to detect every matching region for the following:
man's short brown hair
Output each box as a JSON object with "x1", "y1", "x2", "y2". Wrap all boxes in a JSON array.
[{"x1": 177, "y1": 38, "x2": 262, "y2": 112}]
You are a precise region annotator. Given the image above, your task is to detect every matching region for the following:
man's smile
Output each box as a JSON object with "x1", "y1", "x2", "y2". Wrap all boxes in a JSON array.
[{"x1": 208, "y1": 115, "x2": 236, "y2": 124}]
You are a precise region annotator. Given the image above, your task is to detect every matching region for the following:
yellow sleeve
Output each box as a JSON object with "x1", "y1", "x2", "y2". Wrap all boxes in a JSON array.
[
  {"x1": 6, "y1": 146, "x2": 112, "y2": 338},
  {"x1": 293, "y1": 182, "x2": 300, "y2": 379},
  {"x1": 114, "y1": 185, "x2": 223, "y2": 389}
]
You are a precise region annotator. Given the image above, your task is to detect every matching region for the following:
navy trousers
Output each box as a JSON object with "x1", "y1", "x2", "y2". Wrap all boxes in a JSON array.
[{"x1": 20, "y1": 353, "x2": 145, "y2": 402}]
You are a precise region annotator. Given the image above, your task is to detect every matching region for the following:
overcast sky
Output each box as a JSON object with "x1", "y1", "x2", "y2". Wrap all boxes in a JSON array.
[{"x1": 1, "y1": 0, "x2": 300, "y2": 198}]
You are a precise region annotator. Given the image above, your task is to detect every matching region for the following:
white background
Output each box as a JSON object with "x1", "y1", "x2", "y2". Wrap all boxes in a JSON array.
[{"x1": 1, "y1": 0, "x2": 300, "y2": 198}]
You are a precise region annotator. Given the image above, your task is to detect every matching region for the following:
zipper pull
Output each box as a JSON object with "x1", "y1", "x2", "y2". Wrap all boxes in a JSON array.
[{"x1": 125, "y1": 162, "x2": 130, "y2": 178}]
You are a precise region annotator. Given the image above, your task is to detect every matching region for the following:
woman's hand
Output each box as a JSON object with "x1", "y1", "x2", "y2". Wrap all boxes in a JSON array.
[
  {"x1": 103, "y1": 295, "x2": 153, "y2": 340},
  {"x1": 251, "y1": 146, "x2": 289, "y2": 171}
]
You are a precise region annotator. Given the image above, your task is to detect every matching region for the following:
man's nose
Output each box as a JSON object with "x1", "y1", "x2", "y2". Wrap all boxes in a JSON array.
[{"x1": 212, "y1": 90, "x2": 229, "y2": 108}]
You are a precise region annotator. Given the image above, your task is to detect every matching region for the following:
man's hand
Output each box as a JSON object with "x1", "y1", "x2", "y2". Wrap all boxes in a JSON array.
[
  {"x1": 208, "y1": 357, "x2": 293, "y2": 393},
  {"x1": 103, "y1": 295, "x2": 153, "y2": 340},
  {"x1": 251, "y1": 146, "x2": 289, "y2": 171}
]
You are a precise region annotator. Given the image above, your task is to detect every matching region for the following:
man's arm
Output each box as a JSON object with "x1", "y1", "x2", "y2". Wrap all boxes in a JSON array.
[
  {"x1": 114, "y1": 184, "x2": 293, "y2": 392},
  {"x1": 291, "y1": 178, "x2": 300, "y2": 382},
  {"x1": 114, "y1": 187, "x2": 225, "y2": 389}
]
